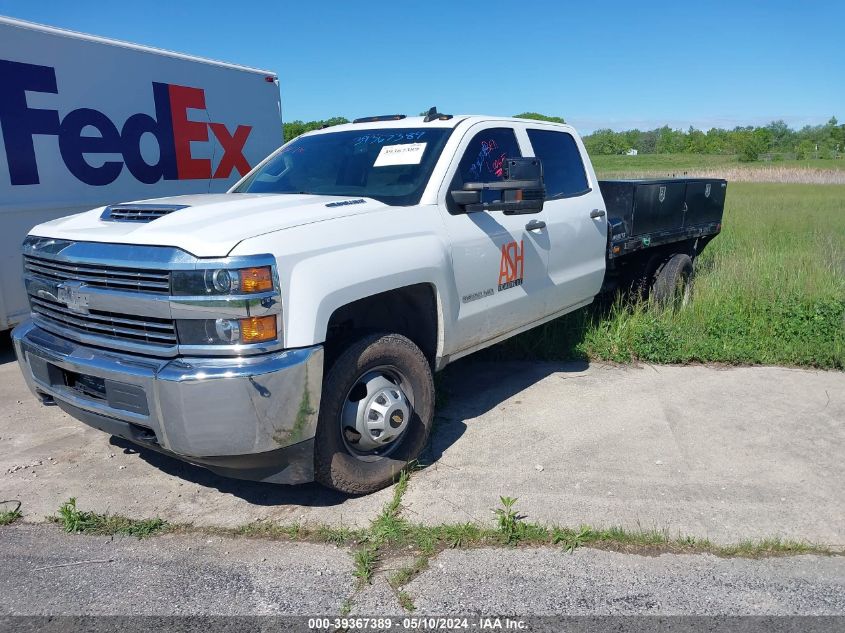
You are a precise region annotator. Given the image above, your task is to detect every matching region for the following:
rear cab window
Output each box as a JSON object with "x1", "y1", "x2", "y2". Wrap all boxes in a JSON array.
[{"x1": 526, "y1": 129, "x2": 591, "y2": 199}]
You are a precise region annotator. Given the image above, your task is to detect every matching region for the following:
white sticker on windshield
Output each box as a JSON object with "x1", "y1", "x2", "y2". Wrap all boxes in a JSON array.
[{"x1": 373, "y1": 142, "x2": 427, "y2": 167}]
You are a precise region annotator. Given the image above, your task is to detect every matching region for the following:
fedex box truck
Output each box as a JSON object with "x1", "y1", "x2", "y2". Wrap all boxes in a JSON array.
[{"x1": 0, "y1": 16, "x2": 283, "y2": 329}]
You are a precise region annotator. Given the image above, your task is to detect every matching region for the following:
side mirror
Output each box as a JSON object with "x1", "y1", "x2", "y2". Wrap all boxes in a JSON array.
[
  {"x1": 451, "y1": 189, "x2": 481, "y2": 206},
  {"x1": 450, "y1": 158, "x2": 545, "y2": 215}
]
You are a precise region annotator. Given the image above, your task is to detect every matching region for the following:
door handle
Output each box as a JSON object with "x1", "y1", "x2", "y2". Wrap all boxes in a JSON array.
[
  {"x1": 590, "y1": 209, "x2": 606, "y2": 219},
  {"x1": 525, "y1": 219, "x2": 546, "y2": 231}
]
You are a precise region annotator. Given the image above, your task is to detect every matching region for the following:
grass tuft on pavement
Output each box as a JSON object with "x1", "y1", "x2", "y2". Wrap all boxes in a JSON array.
[
  {"x1": 0, "y1": 501, "x2": 23, "y2": 526},
  {"x1": 53, "y1": 498, "x2": 167, "y2": 538},
  {"x1": 352, "y1": 545, "x2": 379, "y2": 584},
  {"x1": 227, "y1": 520, "x2": 364, "y2": 544},
  {"x1": 48, "y1": 493, "x2": 838, "y2": 572},
  {"x1": 352, "y1": 470, "x2": 412, "y2": 586}
]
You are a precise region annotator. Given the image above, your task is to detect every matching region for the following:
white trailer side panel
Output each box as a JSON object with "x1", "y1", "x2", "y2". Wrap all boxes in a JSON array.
[{"x1": 0, "y1": 17, "x2": 282, "y2": 328}]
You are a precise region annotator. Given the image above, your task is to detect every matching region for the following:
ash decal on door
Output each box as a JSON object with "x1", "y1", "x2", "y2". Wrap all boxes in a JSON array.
[
  {"x1": 498, "y1": 240, "x2": 524, "y2": 291},
  {"x1": 658, "y1": 186, "x2": 667, "y2": 203},
  {"x1": 705, "y1": 183, "x2": 711, "y2": 198}
]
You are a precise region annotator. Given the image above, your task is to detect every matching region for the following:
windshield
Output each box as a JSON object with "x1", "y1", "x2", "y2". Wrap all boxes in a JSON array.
[{"x1": 233, "y1": 127, "x2": 453, "y2": 206}]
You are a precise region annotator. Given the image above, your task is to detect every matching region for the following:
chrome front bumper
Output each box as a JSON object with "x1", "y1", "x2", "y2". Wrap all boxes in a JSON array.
[{"x1": 12, "y1": 321, "x2": 323, "y2": 484}]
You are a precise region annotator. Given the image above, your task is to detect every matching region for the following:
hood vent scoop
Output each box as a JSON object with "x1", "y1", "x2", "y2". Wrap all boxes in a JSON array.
[{"x1": 101, "y1": 204, "x2": 189, "y2": 223}]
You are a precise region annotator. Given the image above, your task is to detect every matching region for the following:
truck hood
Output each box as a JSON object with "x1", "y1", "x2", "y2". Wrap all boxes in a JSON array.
[{"x1": 29, "y1": 193, "x2": 388, "y2": 257}]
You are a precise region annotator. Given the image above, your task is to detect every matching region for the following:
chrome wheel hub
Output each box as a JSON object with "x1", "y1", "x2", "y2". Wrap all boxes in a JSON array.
[{"x1": 341, "y1": 369, "x2": 412, "y2": 456}]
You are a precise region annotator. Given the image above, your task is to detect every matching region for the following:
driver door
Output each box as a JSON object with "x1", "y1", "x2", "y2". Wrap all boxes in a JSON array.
[{"x1": 437, "y1": 124, "x2": 551, "y2": 355}]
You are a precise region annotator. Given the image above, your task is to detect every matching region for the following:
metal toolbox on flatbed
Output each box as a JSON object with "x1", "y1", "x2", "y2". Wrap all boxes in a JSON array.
[{"x1": 598, "y1": 178, "x2": 727, "y2": 259}]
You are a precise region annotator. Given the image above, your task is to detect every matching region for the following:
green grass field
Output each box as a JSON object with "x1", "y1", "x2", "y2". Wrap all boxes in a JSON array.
[
  {"x1": 485, "y1": 182, "x2": 845, "y2": 369},
  {"x1": 591, "y1": 153, "x2": 845, "y2": 176}
]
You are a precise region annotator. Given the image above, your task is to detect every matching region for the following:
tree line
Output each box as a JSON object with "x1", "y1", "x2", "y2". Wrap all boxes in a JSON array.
[
  {"x1": 283, "y1": 114, "x2": 844, "y2": 162},
  {"x1": 583, "y1": 118, "x2": 844, "y2": 161}
]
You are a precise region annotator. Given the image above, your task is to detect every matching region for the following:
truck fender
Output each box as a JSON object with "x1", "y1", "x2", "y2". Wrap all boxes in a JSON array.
[{"x1": 281, "y1": 235, "x2": 453, "y2": 356}]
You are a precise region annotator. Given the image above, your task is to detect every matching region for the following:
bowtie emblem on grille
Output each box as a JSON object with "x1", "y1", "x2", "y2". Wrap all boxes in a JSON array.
[{"x1": 56, "y1": 281, "x2": 90, "y2": 315}]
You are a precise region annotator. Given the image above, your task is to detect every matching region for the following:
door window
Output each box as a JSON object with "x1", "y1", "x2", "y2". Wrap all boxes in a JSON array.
[
  {"x1": 448, "y1": 128, "x2": 522, "y2": 211},
  {"x1": 526, "y1": 129, "x2": 590, "y2": 199}
]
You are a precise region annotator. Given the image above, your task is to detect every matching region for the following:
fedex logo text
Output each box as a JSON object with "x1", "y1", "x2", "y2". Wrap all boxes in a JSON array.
[{"x1": 0, "y1": 59, "x2": 253, "y2": 186}]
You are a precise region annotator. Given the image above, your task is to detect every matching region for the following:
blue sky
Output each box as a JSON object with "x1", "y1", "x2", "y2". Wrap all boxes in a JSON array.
[{"x1": 2, "y1": 0, "x2": 841, "y2": 133}]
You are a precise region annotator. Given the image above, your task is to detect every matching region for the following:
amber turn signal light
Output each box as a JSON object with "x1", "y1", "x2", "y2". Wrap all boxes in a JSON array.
[
  {"x1": 239, "y1": 315, "x2": 276, "y2": 343},
  {"x1": 239, "y1": 266, "x2": 273, "y2": 293}
]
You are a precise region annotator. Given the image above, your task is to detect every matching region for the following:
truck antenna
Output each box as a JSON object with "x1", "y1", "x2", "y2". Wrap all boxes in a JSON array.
[{"x1": 424, "y1": 106, "x2": 452, "y2": 122}]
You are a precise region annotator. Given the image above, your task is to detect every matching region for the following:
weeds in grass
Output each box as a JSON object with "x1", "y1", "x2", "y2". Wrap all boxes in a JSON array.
[
  {"x1": 442, "y1": 522, "x2": 482, "y2": 549},
  {"x1": 339, "y1": 598, "x2": 353, "y2": 617},
  {"x1": 48, "y1": 487, "x2": 837, "y2": 617},
  {"x1": 396, "y1": 518, "x2": 835, "y2": 559},
  {"x1": 387, "y1": 555, "x2": 428, "y2": 611},
  {"x1": 52, "y1": 496, "x2": 833, "y2": 558},
  {"x1": 55, "y1": 498, "x2": 166, "y2": 538},
  {"x1": 385, "y1": 470, "x2": 410, "y2": 515},
  {"x1": 232, "y1": 521, "x2": 303, "y2": 540},
  {"x1": 494, "y1": 496, "x2": 525, "y2": 545},
  {"x1": 717, "y1": 538, "x2": 824, "y2": 557},
  {"x1": 553, "y1": 526, "x2": 592, "y2": 553},
  {"x1": 369, "y1": 471, "x2": 411, "y2": 544},
  {"x1": 0, "y1": 501, "x2": 22, "y2": 526},
  {"x1": 315, "y1": 525, "x2": 362, "y2": 545},
  {"x1": 389, "y1": 555, "x2": 429, "y2": 589},
  {"x1": 53, "y1": 498, "x2": 366, "y2": 545},
  {"x1": 57, "y1": 498, "x2": 97, "y2": 533},
  {"x1": 397, "y1": 590, "x2": 416, "y2": 612},
  {"x1": 353, "y1": 545, "x2": 379, "y2": 584},
  {"x1": 352, "y1": 470, "x2": 412, "y2": 585},
  {"x1": 208, "y1": 519, "x2": 364, "y2": 545},
  {"x1": 405, "y1": 525, "x2": 438, "y2": 556},
  {"x1": 389, "y1": 566, "x2": 415, "y2": 587}
]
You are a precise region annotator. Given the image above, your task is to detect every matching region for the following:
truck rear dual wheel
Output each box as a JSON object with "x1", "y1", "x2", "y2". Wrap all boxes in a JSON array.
[
  {"x1": 314, "y1": 332, "x2": 434, "y2": 494},
  {"x1": 652, "y1": 253, "x2": 694, "y2": 308}
]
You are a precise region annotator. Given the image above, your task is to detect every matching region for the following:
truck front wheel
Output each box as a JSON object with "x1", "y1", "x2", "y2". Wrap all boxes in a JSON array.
[
  {"x1": 652, "y1": 253, "x2": 694, "y2": 308},
  {"x1": 314, "y1": 332, "x2": 434, "y2": 494}
]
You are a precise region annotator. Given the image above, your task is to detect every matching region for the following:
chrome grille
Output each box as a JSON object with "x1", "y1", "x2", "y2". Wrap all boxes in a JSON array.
[
  {"x1": 30, "y1": 296, "x2": 177, "y2": 347},
  {"x1": 24, "y1": 255, "x2": 170, "y2": 295}
]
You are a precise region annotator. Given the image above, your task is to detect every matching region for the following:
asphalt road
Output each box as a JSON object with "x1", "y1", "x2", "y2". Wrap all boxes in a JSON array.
[
  {"x1": 2, "y1": 524, "x2": 843, "y2": 616},
  {"x1": 2, "y1": 334, "x2": 843, "y2": 545}
]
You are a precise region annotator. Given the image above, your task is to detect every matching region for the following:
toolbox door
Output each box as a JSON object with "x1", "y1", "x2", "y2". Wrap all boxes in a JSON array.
[
  {"x1": 632, "y1": 182, "x2": 686, "y2": 235},
  {"x1": 684, "y1": 180, "x2": 727, "y2": 226}
]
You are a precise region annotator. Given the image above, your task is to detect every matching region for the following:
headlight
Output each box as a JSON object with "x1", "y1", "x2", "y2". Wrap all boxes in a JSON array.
[
  {"x1": 171, "y1": 266, "x2": 274, "y2": 295},
  {"x1": 177, "y1": 316, "x2": 277, "y2": 345}
]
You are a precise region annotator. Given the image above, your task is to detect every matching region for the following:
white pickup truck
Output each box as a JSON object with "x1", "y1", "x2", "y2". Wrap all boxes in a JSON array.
[{"x1": 12, "y1": 110, "x2": 726, "y2": 493}]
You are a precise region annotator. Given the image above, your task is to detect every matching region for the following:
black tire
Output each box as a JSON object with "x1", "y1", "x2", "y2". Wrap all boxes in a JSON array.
[
  {"x1": 314, "y1": 332, "x2": 434, "y2": 494},
  {"x1": 651, "y1": 253, "x2": 694, "y2": 308}
]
